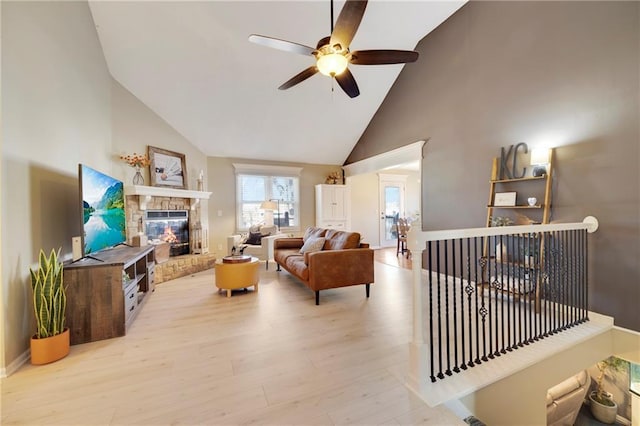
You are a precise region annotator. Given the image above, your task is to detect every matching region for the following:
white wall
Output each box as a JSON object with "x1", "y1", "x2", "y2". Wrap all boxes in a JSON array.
[
  {"x1": 206, "y1": 157, "x2": 339, "y2": 256},
  {"x1": 0, "y1": 1, "x2": 210, "y2": 374},
  {"x1": 111, "y1": 80, "x2": 208, "y2": 190},
  {"x1": 461, "y1": 331, "x2": 614, "y2": 425},
  {"x1": 1, "y1": 0, "x2": 112, "y2": 372},
  {"x1": 111, "y1": 80, "x2": 210, "y2": 245},
  {"x1": 459, "y1": 327, "x2": 640, "y2": 425},
  {"x1": 0, "y1": 0, "x2": 5, "y2": 374},
  {"x1": 347, "y1": 169, "x2": 420, "y2": 248},
  {"x1": 348, "y1": 173, "x2": 380, "y2": 246},
  {"x1": 404, "y1": 170, "x2": 421, "y2": 223}
]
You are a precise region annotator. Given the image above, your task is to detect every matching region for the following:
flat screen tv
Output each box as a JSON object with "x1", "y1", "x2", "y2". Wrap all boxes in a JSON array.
[{"x1": 79, "y1": 164, "x2": 126, "y2": 255}]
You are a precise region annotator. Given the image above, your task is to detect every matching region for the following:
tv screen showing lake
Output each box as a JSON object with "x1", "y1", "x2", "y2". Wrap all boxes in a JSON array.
[
  {"x1": 81, "y1": 164, "x2": 126, "y2": 254},
  {"x1": 83, "y1": 208, "x2": 126, "y2": 253}
]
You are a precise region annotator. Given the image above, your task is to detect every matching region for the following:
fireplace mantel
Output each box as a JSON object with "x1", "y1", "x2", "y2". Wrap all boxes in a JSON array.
[{"x1": 124, "y1": 185, "x2": 212, "y2": 210}]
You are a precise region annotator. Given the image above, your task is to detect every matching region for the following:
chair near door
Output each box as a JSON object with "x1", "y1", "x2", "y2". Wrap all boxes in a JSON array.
[{"x1": 396, "y1": 218, "x2": 410, "y2": 258}]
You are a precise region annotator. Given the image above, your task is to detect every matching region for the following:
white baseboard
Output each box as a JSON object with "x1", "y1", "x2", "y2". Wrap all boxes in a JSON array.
[{"x1": 1, "y1": 348, "x2": 30, "y2": 378}]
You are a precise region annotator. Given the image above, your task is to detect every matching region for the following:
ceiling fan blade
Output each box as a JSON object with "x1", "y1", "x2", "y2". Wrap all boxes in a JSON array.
[
  {"x1": 249, "y1": 34, "x2": 315, "y2": 56},
  {"x1": 330, "y1": 0, "x2": 368, "y2": 50},
  {"x1": 335, "y1": 68, "x2": 360, "y2": 98},
  {"x1": 350, "y1": 49, "x2": 419, "y2": 65},
  {"x1": 278, "y1": 66, "x2": 319, "y2": 90}
]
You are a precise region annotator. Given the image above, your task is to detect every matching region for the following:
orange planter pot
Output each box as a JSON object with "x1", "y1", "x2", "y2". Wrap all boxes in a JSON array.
[{"x1": 30, "y1": 328, "x2": 70, "y2": 365}]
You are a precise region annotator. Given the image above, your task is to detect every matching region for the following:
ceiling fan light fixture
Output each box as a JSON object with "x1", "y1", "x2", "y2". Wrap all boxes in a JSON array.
[{"x1": 317, "y1": 53, "x2": 348, "y2": 76}]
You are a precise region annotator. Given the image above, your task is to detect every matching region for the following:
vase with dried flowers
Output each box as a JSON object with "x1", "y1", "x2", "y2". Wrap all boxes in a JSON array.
[{"x1": 120, "y1": 153, "x2": 151, "y2": 185}]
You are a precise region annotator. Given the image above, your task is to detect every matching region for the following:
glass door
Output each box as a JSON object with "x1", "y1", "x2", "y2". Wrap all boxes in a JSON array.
[{"x1": 379, "y1": 175, "x2": 406, "y2": 247}]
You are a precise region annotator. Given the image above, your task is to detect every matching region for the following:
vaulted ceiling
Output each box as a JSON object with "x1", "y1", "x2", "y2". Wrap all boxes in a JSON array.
[{"x1": 89, "y1": 1, "x2": 465, "y2": 165}]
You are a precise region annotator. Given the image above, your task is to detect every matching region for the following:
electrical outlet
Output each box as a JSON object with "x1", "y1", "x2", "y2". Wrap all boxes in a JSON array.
[
  {"x1": 217, "y1": 210, "x2": 222, "y2": 217},
  {"x1": 217, "y1": 244, "x2": 222, "y2": 250}
]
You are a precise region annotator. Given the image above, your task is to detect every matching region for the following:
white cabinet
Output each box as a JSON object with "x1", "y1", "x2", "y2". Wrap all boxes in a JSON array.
[{"x1": 315, "y1": 184, "x2": 350, "y2": 230}]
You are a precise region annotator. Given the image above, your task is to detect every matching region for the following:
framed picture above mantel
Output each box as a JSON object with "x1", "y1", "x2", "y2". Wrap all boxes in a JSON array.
[{"x1": 148, "y1": 146, "x2": 187, "y2": 189}]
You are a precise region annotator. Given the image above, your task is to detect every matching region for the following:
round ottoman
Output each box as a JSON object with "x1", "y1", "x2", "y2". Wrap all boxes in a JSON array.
[{"x1": 214, "y1": 257, "x2": 260, "y2": 298}]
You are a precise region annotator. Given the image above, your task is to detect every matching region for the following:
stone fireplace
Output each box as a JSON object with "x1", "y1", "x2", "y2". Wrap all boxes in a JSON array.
[{"x1": 124, "y1": 185, "x2": 214, "y2": 283}]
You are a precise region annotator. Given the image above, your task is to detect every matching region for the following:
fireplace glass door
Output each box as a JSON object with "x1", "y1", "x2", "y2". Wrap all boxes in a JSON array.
[{"x1": 145, "y1": 210, "x2": 189, "y2": 256}]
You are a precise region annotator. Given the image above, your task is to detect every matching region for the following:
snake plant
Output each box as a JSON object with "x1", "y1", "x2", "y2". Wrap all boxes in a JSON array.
[{"x1": 29, "y1": 248, "x2": 66, "y2": 339}]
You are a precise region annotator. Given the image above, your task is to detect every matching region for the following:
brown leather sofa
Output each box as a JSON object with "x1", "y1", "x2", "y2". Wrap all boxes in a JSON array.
[{"x1": 273, "y1": 227, "x2": 374, "y2": 305}]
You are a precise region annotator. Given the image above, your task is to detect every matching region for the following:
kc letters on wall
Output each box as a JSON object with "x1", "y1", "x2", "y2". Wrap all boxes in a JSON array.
[{"x1": 499, "y1": 142, "x2": 529, "y2": 180}]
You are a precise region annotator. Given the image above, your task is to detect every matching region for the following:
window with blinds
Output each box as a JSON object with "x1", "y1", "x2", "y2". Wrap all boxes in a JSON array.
[{"x1": 235, "y1": 171, "x2": 300, "y2": 232}]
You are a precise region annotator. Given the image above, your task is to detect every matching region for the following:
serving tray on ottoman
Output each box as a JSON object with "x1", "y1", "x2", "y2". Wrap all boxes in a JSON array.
[{"x1": 222, "y1": 255, "x2": 252, "y2": 264}]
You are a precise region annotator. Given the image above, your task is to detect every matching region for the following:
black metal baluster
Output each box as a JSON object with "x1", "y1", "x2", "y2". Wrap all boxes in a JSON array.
[
  {"x1": 519, "y1": 233, "x2": 525, "y2": 345},
  {"x1": 460, "y1": 238, "x2": 468, "y2": 370},
  {"x1": 578, "y1": 230, "x2": 585, "y2": 323},
  {"x1": 577, "y1": 230, "x2": 583, "y2": 322},
  {"x1": 543, "y1": 231, "x2": 550, "y2": 337},
  {"x1": 585, "y1": 229, "x2": 590, "y2": 322},
  {"x1": 479, "y1": 237, "x2": 487, "y2": 363},
  {"x1": 527, "y1": 232, "x2": 533, "y2": 343},
  {"x1": 562, "y1": 230, "x2": 568, "y2": 330},
  {"x1": 452, "y1": 239, "x2": 460, "y2": 373},
  {"x1": 558, "y1": 230, "x2": 563, "y2": 331},
  {"x1": 578, "y1": 230, "x2": 585, "y2": 321},
  {"x1": 517, "y1": 233, "x2": 523, "y2": 347},
  {"x1": 444, "y1": 240, "x2": 452, "y2": 376},
  {"x1": 507, "y1": 231, "x2": 516, "y2": 351},
  {"x1": 552, "y1": 231, "x2": 558, "y2": 334},
  {"x1": 571, "y1": 230, "x2": 577, "y2": 326},
  {"x1": 527, "y1": 232, "x2": 542, "y2": 341},
  {"x1": 549, "y1": 232, "x2": 558, "y2": 334},
  {"x1": 436, "y1": 241, "x2": 444, "y2": 379},
  {"x1": 563, "y1": 231, "x2": 567, "y2": 329},
  {"x1": 565, "y1": 231, "x2": 575, "y2": 328},
  {"x1": 473, "y1": 237, "x2": 484, "y2": 364},
  {"x1": 567, "y1": 230, "x2": 573, "y2": 327},
  {"x1": 487, "y1": 236, "x2": 495, "y2": 360},
  {"x1": 581, "y1": 230, "x2": 589, "y2": 322},
  {"x1": 499, "y1": 234, "x2": 506, "y2": 355},
  {"x1": 428, "y1": 241, "x2": 435, "y2": 382},
  {"x1": 532, "y1": 232, "x2": 536, "y2": 341},
  {"x1": 467, "y1": 238, "x2": 476, "y2": 367}
]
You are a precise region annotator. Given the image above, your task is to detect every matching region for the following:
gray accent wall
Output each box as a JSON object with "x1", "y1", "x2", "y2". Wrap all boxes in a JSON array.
[{"x1": 346, "y1": 2, "x2": 640, "y2": 331}]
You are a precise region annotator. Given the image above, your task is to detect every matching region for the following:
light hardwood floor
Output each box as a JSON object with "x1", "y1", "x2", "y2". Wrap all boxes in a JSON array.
[{"x1": 1, "y1": 251, "x2": 461, "y2": 426}]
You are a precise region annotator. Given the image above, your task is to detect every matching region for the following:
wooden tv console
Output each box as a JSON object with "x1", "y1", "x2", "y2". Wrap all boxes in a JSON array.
[{"x1": 63, "y1": 245, "x2": 155, "y2": 345}]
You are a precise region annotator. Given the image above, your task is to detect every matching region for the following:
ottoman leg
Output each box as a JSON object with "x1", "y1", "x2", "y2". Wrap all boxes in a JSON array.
[{"x1": 226, "y1": 289, "x2": 232, "y2": 298}]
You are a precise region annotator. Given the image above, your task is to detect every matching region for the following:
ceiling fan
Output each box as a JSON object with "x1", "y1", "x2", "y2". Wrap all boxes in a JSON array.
[{"x1": 248, "y1": 0, "x2": 419, "y2": 98}]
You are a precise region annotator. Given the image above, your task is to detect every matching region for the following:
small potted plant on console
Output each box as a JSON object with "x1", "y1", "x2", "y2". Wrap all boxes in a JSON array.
[{"x1": 29, "y1": 248, "x2": 69, "y2": 364}]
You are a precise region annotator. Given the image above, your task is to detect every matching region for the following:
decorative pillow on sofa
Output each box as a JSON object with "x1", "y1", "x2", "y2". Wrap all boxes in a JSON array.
[
  {"x1": 303, "y1": 227, "x2": 327, "y2": 242},
  {"x1": 299, "y1": 237, "x2": 325, "y2": 254},
  {"x1": 245, "y1": 231, "x2": 267, "y2": 245},
  {"x1": 323, "y1": 230, "x2": 361, "y2": 250}
]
